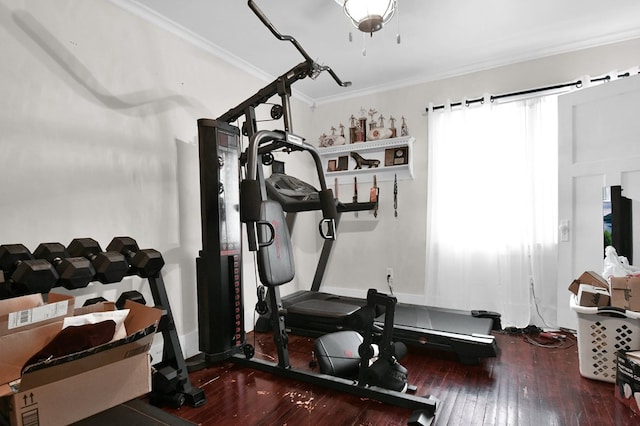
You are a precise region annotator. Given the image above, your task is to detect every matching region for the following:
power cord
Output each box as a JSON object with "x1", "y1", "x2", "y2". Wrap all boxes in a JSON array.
[
  {"x1": 502, "y1": 325, "x2": 575, "y2": 349},
  {"x1": 529, "y1": 276, "x2": 555, "y2": 329},
  {"x1": 523, "y1": 332, "x2": 575, "y2": 349}
]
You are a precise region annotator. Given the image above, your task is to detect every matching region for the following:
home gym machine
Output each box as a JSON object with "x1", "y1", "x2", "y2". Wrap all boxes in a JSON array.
[
  {"x1": 195, "y1": 1, "x2": 438, "y2": 424},
  {"x1": 264, "y1": 175, "x2": 502, "y2": 365}
]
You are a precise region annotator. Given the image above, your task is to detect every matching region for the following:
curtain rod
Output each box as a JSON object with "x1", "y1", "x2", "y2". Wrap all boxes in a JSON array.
[{"x1": 426, "y1": 72, "x2": 635, "y2": 112}]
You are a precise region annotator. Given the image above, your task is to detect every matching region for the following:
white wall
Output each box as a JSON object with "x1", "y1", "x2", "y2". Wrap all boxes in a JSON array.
[
  {"x1": 0, "y1": 0, "x2": 311, "y2": 359},
  {"x1": 307, "y1": 39, "x2": 640, "y2": 320},
  {"x1": 557, "y1": 75, "x2": 640, "y2": 329},
  {"x1": 2, "y1": 0, "x2": 640, "y2": 360}
]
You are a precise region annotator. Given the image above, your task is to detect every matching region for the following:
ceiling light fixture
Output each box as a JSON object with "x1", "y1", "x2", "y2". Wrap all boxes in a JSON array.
[{"x1": 335, "y1": 0, "x2": 397, "y2": 34}]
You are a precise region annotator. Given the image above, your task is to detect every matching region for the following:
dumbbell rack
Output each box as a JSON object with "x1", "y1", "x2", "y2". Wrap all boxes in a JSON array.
[
  {"x1": 145, "y1": 272, "x2": 206, "y2": 408},
  {"x1": 0, "y1": 242, "x2": 206, "y2": 409}
]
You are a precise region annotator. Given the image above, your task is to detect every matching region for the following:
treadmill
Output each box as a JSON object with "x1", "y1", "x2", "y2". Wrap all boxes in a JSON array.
[{"x1": 264, "y1": 173, "x2": 501, "y2": 364}]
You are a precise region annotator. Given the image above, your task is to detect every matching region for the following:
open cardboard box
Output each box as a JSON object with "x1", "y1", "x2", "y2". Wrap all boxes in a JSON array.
[
  {"x1": 0, "y1": 293, "x2": 75, "y2": 390},
  {"x1": 0, "y1": 292, "x2": 74, "y2": 337},
  {"x1": 568, "y1": 271, "x2": 609, "y2": 295},
  {"x1": 0, "y1": 293, "x2": 162, "y2": 426}
]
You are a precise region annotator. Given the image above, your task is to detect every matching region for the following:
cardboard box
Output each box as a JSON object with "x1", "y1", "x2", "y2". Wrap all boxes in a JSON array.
[
  {"x1": 0, "y1": 293, "x2": 74, "y2": 337},
  {"x1": 0, "y1": 293, "x2": 75, "y2": 389},
  {"x1": 577, "y1": 284, "x2": 610, "y2": 307},
  {"x1": 0, "y1": 297, "x2": 162, "y2": 426},
  {"x1": 568, "y1": 271, "x2": 609, "y2": 295},
  {"x1": 611, "y1": 276, "x2": 640, "y2": 311},
  {"x1": 615, "y1": 350, "x2": 640, "y2": 415}
]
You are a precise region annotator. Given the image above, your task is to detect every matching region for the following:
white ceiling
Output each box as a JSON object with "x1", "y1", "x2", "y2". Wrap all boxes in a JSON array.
[{"x1": 126, "y1": 0, "x2": 640, "y2": 103}]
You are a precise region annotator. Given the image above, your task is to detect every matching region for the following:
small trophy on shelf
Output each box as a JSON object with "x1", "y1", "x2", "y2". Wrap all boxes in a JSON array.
[
  {"x1": 401, "y1": 116, "x2": 409, "y2": 136},
  {"x1": 368, "y1": 108, "x2": 378, "y2": 131},
  {"x1": 358, "y1": 108, "x2": 367, "y2": 142},
  {"x1": 368, "y1": 112, "x2": 391, "y2": 140},
  {"x1": 349, "y1": 115, "x2": 358, "y2": 144},
  {"x1": 389, "y1": 115, "x2": 397, "y2": 138}
]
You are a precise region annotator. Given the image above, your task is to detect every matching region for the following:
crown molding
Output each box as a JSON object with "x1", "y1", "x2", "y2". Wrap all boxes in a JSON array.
[{"x1": 109, "y1": 0, "x2": 315, "y2": 106}]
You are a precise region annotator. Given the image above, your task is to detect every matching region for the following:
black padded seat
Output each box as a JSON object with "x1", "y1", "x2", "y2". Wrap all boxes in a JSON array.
[
  {"x1": 287, "y1": 299, "x2": 361, "y2": 318},
  {"x1": 314, "y1": 330, "x2": 363, "y2": 376}
]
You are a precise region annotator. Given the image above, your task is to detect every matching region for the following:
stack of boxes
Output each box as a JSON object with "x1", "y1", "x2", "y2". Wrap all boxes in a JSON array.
[{"x1": 569, "y1": 271, "x2": 610, "y2": 308}]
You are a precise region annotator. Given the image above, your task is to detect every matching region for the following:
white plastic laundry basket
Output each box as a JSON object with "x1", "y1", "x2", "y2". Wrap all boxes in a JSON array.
[{"x1": 570, "y1": 294, "x2": 640, "y2": 383}]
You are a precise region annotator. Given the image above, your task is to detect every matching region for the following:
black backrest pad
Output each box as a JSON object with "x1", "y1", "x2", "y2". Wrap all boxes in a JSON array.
[{"x1": 257, "y1": 200, "x2": 295, "y2": 286}]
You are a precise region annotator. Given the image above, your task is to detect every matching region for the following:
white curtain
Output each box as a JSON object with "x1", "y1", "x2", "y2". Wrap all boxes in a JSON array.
[{"x1": 426, "y1": 96, "x2": 558, "y2": 328}]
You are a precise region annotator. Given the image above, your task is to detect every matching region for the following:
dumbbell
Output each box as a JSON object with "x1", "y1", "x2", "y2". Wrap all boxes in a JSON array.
[
  {"x1": 106, "y1": 237, "x2": 165, "y2": 278},
  {"x1": 116, "y1": 290, "x2": 147, "y2": 309},
  {"x1": 83, "y1": 296, "x2": 108, "y2": 307},
  {"x1": 0, "y1": 270, "x2": 14, "y2": 300},
  {"x1": 0, "y1": 270, "x2": 8, "y2": 299},
  {"x1": 0, "y1": 244, "x2": 59, "y2": 295},
  {"x1": 67, "y1": 238, "x2": 129, "y2": 284},
  {"x1": 33, "y1": 243, "x2": 96, "y2": 290}
]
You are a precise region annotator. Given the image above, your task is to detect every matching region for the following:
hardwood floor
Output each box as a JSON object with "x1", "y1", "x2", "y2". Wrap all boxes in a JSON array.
[{"x1": 160, "y1": 331, "x2": 640, "y2": 425}]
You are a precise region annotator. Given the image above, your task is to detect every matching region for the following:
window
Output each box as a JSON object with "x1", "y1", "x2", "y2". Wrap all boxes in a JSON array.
[{"x1": 426, "y1": 96, "x2": 558, "y2": 327}]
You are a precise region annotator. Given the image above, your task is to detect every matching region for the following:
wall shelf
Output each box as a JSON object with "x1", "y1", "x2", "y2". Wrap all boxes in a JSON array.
[{"x1": 318, "y1": 135, "x2": 415, "y2": 184}]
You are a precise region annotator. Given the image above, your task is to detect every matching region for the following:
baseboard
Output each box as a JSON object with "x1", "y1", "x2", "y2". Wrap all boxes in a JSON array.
[
  {"x1": 150, "y1": 329, "x2": 200, "y2": 363},
  {"x1": 159, "y1": 308, "x2": 258, "y2": 361}
]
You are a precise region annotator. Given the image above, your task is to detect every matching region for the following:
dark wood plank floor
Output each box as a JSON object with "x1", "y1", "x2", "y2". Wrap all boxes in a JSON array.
[{"x1": 160, "y1": 331, "x2": 640, "y2": 425}]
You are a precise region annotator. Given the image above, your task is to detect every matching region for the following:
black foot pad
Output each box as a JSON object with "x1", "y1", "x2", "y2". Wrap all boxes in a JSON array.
[{"x1": 471, "y1": 310, "x2": 502, "y2": 331}]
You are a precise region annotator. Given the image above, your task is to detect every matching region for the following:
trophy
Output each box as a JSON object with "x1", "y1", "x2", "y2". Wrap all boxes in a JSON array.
[{"x1": 389, "y1": 115, "x2": 397, "y2": 138}]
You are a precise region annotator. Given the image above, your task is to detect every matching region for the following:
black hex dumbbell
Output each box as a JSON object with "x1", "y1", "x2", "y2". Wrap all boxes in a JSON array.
[
  {"x1": 116, "y1": 290, "x2": 147, "y2": 309},
  {"x1": 0, "y1": 244, "x2": 59, "y2": 296},
  {"x1": 106, "y1": 237, "x2": 165, "y2": 278},
  {"x1": 83, "y1": 296, "x2": 108, "y2": 307},
  {"x1": 67, "y1": 238, "x2": 129, "y2": 284},
  {"x1": 0, "y1": 270, "x2": 8, "y2": 299},
  {"x1": 33, "y1": 243, "x2": 96, "y2": 290},
  {"x1": 0, "y1": 270, "x2": 15, "y2": 301}
]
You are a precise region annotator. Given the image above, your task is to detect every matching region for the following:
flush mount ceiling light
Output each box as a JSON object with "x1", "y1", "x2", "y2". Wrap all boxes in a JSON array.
[{"x1": 335, "y1": 0, "x2": 397, "y2": 34}]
